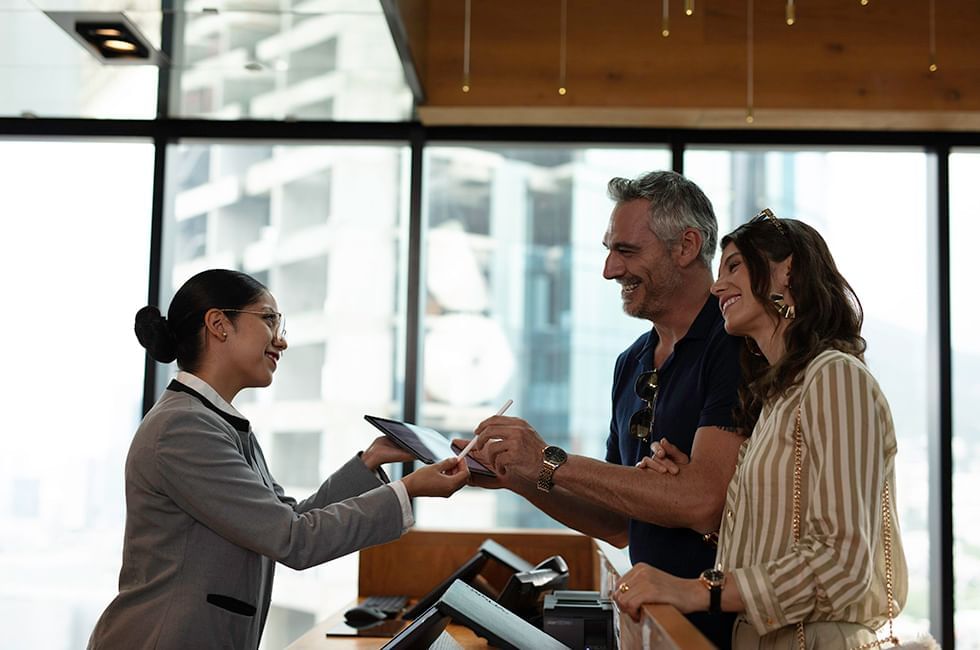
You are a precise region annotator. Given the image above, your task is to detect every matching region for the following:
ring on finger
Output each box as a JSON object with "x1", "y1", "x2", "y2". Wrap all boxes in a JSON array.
[{"x1": 618, "y1": 583, "x2": 629, "y2": 593}]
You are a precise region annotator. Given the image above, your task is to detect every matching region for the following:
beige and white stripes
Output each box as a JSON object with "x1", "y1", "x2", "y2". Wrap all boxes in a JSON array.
[{"x1": 716, "y1": 349, "x2": 908, "y2": 636}]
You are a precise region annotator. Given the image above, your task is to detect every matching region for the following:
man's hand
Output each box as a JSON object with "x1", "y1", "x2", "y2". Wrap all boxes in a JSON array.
[
  {"x1": 451, "y1": 438, "x2": 505, "y2": 489},
  {"x1": 469, "y1": 416, "x2": 548, "y2": 485},
  {"x1": 463, "y1": 425, "x2": 631, "y2": 545},
  {"x1": 635, "y1": 437, "x2": 690, "y2": 475},
  {"x1": 361, "y1": 436, "x2": 415, "y2": 471}
]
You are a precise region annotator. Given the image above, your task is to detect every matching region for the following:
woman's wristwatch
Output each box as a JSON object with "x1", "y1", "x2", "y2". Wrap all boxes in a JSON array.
[{"x1": 698, "y1": 568, "x2": 726, "y2": 614}]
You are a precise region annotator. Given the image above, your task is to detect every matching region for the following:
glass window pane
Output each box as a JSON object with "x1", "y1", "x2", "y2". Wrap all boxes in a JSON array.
[
  {"x1": 0, "y1": 139, "x2": 154, "y2": 649},
  {"x1": 170, "y1": 3, "x2": 412, "y2": 121},
  {"x1": 951, "y1": 148, "x2": 980, "y2": 644},
  {"x1": 686, "y1": 147, "x2": 931, "y2": 637},
  {"x1": 415, "y1": 145, "x2": 670, "y2": 529},
  {"x1": 1, "y1": 0, "x2": 410, "y2": 121},
  {"x1": 162, "y1": 141, "x2": 409, "y2": 646},
  {"x1": 0, "y1": 9, "x2": 159, "y2": 118}
]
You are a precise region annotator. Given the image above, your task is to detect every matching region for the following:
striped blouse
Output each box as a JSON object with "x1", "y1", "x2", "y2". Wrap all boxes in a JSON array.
[{"x1": 716, "y1": 349, "x2": 908, "y2": 636}]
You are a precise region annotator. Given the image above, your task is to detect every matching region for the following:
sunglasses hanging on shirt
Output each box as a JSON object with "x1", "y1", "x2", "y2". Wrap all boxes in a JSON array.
[{"x1": 628, "y1": 369, "x2": 659, "y2": 441}]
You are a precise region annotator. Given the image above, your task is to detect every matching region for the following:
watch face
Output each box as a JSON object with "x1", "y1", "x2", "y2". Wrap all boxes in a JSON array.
[
  {"x1": 543, "y1": 446, "x2": 567, "y2": 464},
  {"x1": 701, "y1": 569, "x2": 725, "y2": 586}
]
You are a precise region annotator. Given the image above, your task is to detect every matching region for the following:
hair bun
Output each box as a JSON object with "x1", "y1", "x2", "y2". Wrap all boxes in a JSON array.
[{"x1": 134, "y1": 305, "x2": 178, "y2": 363}]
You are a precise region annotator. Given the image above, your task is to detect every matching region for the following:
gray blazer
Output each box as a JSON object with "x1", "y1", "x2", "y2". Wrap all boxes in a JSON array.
[{"x1": 89, "y1": 380, "x2": 403, "y2": 650}]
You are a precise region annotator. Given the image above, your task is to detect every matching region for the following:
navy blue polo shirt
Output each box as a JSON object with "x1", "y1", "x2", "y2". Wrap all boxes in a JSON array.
[{"x1": 605, "y1": 294, "x2": 741, "y2": 648}]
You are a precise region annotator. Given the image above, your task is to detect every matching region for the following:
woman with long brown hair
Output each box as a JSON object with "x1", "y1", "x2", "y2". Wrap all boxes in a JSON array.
[{"x1": 613, "y1": 212, "x2": 908, "y2": 648}]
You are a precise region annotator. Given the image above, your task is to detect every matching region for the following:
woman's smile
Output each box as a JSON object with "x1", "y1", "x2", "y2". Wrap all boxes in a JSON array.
[{"x1": 720, "y1": 294, "x2": 741, "y2": 315}]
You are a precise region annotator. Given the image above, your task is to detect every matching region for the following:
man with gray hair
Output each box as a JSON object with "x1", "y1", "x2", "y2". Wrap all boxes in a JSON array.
[{"x1": 469, "y1": 170, "x2": 742, "y2": 647}]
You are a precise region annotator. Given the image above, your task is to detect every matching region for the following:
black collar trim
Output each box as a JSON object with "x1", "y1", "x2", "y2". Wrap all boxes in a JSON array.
[
  {"x1": 639, "y1": 294, "x2": 721, "y2": 357},
  {"x1": 167, "y1": 380, "x2": 250, "y2": 432}
]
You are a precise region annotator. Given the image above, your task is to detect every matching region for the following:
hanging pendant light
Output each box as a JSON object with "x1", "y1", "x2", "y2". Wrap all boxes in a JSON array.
[
  {"x1": 746, "y1": 0, "x2": 755, "y2": 123},
  {"x1": 558, "y1": 0, "x2": 568, "y2": 94},
  {"x1": 461, "y1": 0, "x2": 471, "y2": 92}
]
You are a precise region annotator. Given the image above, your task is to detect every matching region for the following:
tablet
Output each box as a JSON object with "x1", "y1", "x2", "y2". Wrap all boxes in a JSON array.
[{"x1": 363, "y1": 415, "x2": 496, "y2": 477}]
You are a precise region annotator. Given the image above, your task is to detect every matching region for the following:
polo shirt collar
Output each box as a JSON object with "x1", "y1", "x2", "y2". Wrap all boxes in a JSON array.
[{"x1": 639, "y1": 294, "x2": 722, "y2": 357}]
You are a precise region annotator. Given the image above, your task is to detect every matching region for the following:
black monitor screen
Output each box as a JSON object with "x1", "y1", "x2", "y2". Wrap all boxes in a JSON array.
[
  {"x1": 402, "y1": 552, "x2": 489, "y2": 620},
  {"x1": 402, "y1": 539, "x2": 535, "y2": 620},
  {"x1": 380, "y1": 604, "x2": 451, "y2": 650}
]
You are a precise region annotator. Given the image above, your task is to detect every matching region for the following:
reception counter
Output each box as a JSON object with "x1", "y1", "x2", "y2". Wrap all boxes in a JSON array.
[{"x1": 287, "y1": 529, "x2": 715, "y2": 649}]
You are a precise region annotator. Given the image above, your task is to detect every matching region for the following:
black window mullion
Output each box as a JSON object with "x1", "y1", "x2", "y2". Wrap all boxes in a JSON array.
[
  {"x1": 400, "y1": 123, "x2": 425, "y2": 483},
  {"x1": 156, "y1": 4, "x2": 174, "y2": 120},
  {"x1": 671, "y1": 138, "x2": 684, "y2": 175},
  {"x1": 142, "y1": 136, "x2": 168, "y2": 416},
  {"x1": 141, "y1": 0, "x2": 173, "y2": 415},
  {"x1": 926, "y1": 145, "x2": 954, "y2": 649}
]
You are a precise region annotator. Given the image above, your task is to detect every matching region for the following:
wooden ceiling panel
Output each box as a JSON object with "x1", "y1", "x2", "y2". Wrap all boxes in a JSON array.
[{"x1": 406, "y1": 0, "x2": 980, "y2": 129}]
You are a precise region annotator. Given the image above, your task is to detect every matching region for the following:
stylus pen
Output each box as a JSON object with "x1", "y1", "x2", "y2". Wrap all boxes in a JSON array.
[{"x1": 456, "y1": 399, "x2": 513, "y2": 460}]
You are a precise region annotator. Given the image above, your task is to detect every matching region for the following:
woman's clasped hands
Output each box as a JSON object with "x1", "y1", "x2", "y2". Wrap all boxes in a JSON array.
[{"x1": 635, "y1": 437, "x2": 689, "y2": 475}]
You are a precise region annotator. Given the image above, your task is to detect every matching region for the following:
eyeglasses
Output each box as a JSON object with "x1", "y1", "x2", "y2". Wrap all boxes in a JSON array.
[
  {"x1": 628, "y1": 369, "x2": 659, "y2": 441},
  {"x1": 749, "y1": 207, "x2": 787, "y2": 238},
  {"x1": 220, "y1": 309, "x2": 287, "y2": 341}
]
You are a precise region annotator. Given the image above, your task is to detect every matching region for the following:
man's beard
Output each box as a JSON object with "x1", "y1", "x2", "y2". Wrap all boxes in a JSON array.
[{"x1": 624, "y1": 268, "x2": 682, "y2": 322}]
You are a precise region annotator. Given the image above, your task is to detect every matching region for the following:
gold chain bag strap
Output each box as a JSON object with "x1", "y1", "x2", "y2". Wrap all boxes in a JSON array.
[{"x1": 791, "y1": 406, "x2": 900, "y2": 650}]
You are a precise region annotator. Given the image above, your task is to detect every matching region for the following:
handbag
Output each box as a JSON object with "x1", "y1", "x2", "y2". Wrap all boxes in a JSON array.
[{"x1": 791, "y1": 406, "x2": 902, "y2": 650}]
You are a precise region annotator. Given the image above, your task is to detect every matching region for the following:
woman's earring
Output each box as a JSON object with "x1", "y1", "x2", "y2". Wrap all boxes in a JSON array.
[
  {"x1": 222, "y1": 332, "x2": 228, "y2": 339},
  {"x1": 770, "y1": 293, "x2": 796, "y2": 319}
]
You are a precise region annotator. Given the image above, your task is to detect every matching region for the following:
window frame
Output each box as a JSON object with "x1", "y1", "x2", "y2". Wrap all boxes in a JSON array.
[{"x1": 0, "y1": 119, "x2": 967, "y2": 647}]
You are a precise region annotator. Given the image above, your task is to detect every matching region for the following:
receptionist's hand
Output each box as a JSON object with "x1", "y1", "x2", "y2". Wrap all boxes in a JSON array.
[
  {"x1": 449, "y1": 437, "x2": 504, "y2": 490},
  {"x1": 402, "y1": 457, "x2": 470, "y2": 498},
  {"x1": 361, "y1": 436, "x2": 415, "y2": 471}
]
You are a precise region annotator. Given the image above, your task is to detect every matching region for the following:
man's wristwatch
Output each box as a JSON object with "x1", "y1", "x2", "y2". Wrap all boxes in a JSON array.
[
  {"x1": 699, "y1": 568, "x2": 726, "y2": 615},
  {"x1": 536, "y1": 445, "x2": 568, "y2": 493}
]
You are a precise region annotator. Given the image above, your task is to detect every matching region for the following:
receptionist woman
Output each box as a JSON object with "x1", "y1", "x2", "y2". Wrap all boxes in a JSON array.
[{"x1": 88, "y1": 268, "x2": 469, "y2": 650}]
